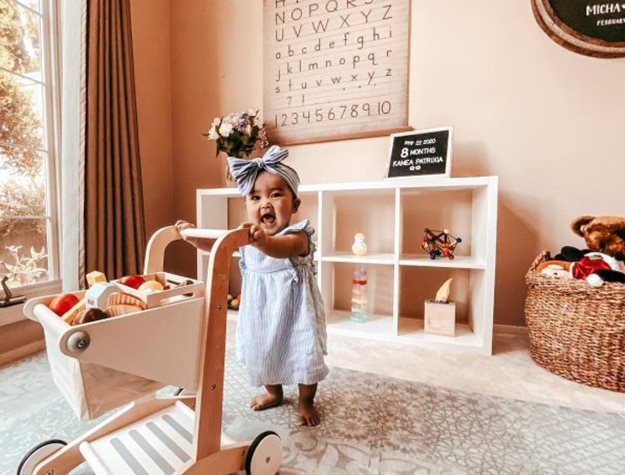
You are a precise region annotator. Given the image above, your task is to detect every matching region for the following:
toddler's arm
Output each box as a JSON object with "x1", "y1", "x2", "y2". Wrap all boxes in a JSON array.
[
  {"x1": 175, "y1": 220, "x2": 213, "y2": 252},
  {"x1": 241, "y1": 222, "x2": 308, "y2": 258}
]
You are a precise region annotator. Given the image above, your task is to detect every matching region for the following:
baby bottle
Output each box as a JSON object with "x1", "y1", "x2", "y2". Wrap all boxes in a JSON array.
[{"x1": 350, "y1": 265, "x2": 368, "y2": 323}]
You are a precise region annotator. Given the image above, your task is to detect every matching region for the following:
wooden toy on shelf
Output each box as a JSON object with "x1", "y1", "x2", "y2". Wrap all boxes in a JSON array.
[
  {"x1": 424, "y1": 278, "x2": 456, "y2": 336},
  {"x1": 351, "y1": 232, "x2": 368, "y2": 256},
  {"x1": 422, "y1": 228, "x2": 462, "y2": 260}
]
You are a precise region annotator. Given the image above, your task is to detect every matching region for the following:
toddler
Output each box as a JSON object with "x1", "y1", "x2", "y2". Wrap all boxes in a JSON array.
[{"x1": 177, "y1": 145, "x2": 328, "y2": 426}]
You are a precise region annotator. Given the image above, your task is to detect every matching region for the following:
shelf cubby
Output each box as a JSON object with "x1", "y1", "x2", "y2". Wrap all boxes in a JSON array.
[{"x1": 197, "y1": 176, "x2": 498, "y2": 354}]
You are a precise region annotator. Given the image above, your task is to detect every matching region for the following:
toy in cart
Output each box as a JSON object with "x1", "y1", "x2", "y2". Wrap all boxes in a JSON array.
[{"x1": 17, "y1": 226, "x2": 283, "y2": 475}]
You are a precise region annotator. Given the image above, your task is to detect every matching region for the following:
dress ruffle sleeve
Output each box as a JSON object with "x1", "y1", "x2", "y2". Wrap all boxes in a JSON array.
[{"x1": 280, "y1": 219, "x2": 315, "y2": 257}]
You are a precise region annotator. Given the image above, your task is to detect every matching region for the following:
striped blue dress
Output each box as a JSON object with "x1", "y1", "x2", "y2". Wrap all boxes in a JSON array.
[{"x1": 236, "y1": 219, "x2": 329, "y2": 387}]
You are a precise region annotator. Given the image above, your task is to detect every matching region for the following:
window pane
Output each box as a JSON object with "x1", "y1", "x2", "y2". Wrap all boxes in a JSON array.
[
  {"x1": 0, "y1": 142, "x2": 44, "y2": 181},
  {"x1": 0, "y1": 70, "x2": 45, "y2": 149},
  {"x1": 0, "y1": 0, "x2": 55, "y2": 294},
  {"x1": 17, "y1": 0, "x2": 41, "y2": 13},
  {"x1": 0, "y1": 218, "x2": 49, "y2": 287},
  {"x1": 0, "y1": 145, "x2": 48, "y2": 287},
  {"x1": 1, "y1": 1, "x2": 43, "y2": 79},
  {"x1": 0, "y1": 154, "x2": 47, "y2": 219}
]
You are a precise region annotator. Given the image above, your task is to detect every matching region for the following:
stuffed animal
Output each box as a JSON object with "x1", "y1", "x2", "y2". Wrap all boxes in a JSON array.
[
  {"x1": 571, "y1": 215, "x2": 625, "y2": 257},
  {"x1": 537, "y1": 247, "x2": 625, "y2": 286}
]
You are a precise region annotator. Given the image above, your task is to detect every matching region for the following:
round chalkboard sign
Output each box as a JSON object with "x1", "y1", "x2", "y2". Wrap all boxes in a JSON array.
[{"x1": 532, "y1": 0, "x2": 625, "y2": 58}]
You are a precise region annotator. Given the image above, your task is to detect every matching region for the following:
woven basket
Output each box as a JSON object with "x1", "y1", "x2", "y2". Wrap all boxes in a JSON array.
[{"x1": 524, "y1": 251, "x2": 625, "y2": 392}]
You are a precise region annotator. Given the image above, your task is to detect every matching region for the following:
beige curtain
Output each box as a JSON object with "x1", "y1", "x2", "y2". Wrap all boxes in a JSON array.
[{"x1": 84, "y1": 0, "x2": 145, "y2": 279}]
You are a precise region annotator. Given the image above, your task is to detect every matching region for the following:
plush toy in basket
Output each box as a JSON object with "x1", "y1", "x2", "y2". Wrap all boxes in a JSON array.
[
  {"x1": 571, "y1": 215, "x2": 625, "y2": 257},
  {"x1": 533, "y1": 215, "x2": 625, "y2": 287},
  {"x1": 524, "y1": 215, "x2": 625, "y2": 393}
]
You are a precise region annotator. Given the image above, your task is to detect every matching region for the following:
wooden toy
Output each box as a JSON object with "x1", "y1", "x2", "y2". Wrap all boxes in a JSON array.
[
  {"x1": 424, "y1": 278, "x2": 456, "y2": 336},
  {"x1": 422, "y1": 228, "x2": 462, "y2": 260},
  {"x1": 61, "y1": 298, "x2": 87, "y2": 325},
  {"x1": 351, "y1": 232, "x2": 368, "y2": 256},
  {"x1": 19, "y1": 226, "x2": 282, "y2": 475},
  {"x1": 84, "y1": 283, "x2": 119, "y2": 310},
  {"x1": 86, "y1": 271, "x2": 107, "y2": 287}
]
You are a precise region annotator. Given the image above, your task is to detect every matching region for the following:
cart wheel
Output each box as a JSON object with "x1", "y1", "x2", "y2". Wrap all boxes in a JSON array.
[
  {"x1": 245, "y1": 430, "x2": 282, "y2": 475},
  {"x1": 16, "y1": 439, "x2": 67, "y2": 475}
]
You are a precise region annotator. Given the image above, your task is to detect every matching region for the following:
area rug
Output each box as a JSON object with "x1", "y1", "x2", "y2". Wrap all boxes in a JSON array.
[{"x1": 2, "y1": 351, "x2": 625, "y2": 474}]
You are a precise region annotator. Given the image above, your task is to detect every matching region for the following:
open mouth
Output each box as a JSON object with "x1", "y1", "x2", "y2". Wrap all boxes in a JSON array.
[{"x1": 261, "y1": 213, "x2": 276, "y2": 225}]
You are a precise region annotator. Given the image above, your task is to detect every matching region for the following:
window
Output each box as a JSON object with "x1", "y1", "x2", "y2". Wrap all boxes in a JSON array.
[{"x1": 1, "y1": 0, "x2": 60, "y2": 323}]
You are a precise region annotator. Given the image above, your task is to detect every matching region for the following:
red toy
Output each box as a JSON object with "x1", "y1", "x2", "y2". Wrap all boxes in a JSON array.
[{"x1": 422, "y1": 228, "x2": 462, "y2": 260}]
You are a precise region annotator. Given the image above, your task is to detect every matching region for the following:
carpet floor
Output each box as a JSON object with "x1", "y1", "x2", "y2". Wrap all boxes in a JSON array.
[{"x1": 2, "y1": 351, "x2": 625, "y2": 474}]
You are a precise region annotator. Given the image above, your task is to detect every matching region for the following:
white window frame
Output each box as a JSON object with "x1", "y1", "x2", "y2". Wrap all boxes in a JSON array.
[{"x1": 0, "y1": 0, "x2": 63, "y2": 326}]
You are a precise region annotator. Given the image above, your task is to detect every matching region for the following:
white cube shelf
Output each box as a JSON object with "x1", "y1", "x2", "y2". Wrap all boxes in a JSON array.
[{"x1": 197, "y1": 176, "x2": 498, "y2": 354}]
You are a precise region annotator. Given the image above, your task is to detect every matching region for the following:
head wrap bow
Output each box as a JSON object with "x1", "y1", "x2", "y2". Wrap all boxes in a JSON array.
[{"x1": 227, "y1": 145, "x2": 300, "y2": 196}]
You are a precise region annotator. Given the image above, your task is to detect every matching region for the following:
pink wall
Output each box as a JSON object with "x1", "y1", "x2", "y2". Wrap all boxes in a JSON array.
[
  {"x1": 131, "y1": 0, "x2": 625, "y2": 327},
  {"x1": 130, "y1": 0, "x2": 173, "y2": 235}
]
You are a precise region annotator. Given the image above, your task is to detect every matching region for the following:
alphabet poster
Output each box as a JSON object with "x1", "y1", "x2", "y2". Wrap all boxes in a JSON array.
[{"x1": 263, "y1": 0, "x2": 410, "y2": 145}]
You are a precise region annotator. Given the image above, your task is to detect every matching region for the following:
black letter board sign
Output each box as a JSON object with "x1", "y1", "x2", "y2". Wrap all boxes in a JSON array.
[{"x1": 386, "y1": 127, "x2": 452, "y2": 179}]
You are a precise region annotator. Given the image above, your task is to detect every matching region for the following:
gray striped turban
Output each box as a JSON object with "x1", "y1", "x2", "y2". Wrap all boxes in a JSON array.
[{"x1": 227, "y1": 145, "x2": 300, "y2": 197}]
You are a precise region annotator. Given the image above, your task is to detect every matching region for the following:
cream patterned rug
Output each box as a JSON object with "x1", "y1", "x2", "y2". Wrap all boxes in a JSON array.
[{"x1": 2, "y1": 351, "x2": 625, "y2": 474}]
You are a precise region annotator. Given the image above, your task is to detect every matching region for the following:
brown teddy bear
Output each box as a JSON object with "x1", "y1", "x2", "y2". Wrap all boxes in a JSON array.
[{"x1": 571, "y1": 215, "x2": 625, "y2": 257}]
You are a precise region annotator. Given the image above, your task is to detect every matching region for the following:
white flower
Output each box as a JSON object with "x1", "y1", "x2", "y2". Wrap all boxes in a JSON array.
[
  {"x1": 207, "y1": 127, "x2": 219, "y2": 140},
  {"x1": 204, "y1": 108, "x2": 268, "y2": 158},
  {"x1": 219, "y1": 122, "x2": 233, "y2": 137}
]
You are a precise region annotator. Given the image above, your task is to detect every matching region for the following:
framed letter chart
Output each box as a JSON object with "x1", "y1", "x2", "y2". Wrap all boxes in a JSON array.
[{"x1": 263, "y1": 0, "x2": 411, "y2": 145}]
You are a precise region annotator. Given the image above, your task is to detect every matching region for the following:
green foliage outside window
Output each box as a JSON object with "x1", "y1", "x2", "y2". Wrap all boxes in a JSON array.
[{"x1": 0, "y1": 0, "x2": 49, "y2": 287}]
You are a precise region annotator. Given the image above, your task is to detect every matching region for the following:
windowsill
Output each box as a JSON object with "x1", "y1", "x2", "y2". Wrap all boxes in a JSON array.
[{"x1": 0, "y1": 280, "x2": 62, "y2": 327}]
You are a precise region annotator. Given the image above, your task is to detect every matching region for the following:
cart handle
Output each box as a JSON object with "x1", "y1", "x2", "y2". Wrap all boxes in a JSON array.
[
  {"x1": 144, "y1": 226, "x2": 243, "y2": 274},
  {"x1": 179, "y1": 228, "x2": 236, "y2": 240}
]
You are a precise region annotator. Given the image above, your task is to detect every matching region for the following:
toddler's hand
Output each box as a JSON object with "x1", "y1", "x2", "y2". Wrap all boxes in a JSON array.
[
  {"x1": 240, "y1": 222, "x2": 266, "y2": 244},
  {"x1": 175, "y1": 220, "x2": 212, "y2": 251},
  {"x1": 175, "y1": 220, "x2": 195, "y2": 241}
]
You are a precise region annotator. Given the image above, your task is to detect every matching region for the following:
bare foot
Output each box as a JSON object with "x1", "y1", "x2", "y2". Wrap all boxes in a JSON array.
[
  {"x1": 298, "y1": 398, "x2": 320, "y2": 426},
  {"x1": 251, "y1": 385, "x2": 283, "y2": 411}
]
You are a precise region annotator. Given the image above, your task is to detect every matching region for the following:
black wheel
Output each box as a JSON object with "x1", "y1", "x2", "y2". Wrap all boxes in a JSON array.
[
  {"x1": 245, "y1": 430, "x2": 282, "y2": 475},
  {"x1": 17, "y1": 439, "x2": 67, "y2": 475}
]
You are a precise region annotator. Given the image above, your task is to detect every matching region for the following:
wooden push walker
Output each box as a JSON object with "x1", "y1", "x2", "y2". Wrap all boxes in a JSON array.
[{"x1": 18, "y1": 227, "x2": 283, "y2": 475}]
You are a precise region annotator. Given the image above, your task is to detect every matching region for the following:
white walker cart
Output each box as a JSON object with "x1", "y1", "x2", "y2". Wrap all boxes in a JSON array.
[{"x1": 17, "y1": 227, "x2": 282, "y2": 475}]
